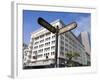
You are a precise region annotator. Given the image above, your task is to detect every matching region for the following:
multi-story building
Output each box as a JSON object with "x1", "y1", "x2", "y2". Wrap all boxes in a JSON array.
[
  {"x1": 23, "y1": 19, "x2": 89, "y2": 68},
  {"x1": 78, "y1": 31, "x2": 91, "y2": 54},
  {"x1": 78, "y1": 31, "x2": 91, "y2": 65},
  {"x1": 23, "y1": 43, "x2": 31, "y2": 68}
]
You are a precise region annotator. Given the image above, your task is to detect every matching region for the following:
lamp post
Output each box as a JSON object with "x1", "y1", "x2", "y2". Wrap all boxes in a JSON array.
[{"x1": 38, "y1": 17, "x2": 77, "y2": 68}]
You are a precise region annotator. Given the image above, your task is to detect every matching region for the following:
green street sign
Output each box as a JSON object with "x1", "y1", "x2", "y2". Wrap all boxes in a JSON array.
[{"x1": 38, "y1": 17, "x2": 56, "y2": 33}]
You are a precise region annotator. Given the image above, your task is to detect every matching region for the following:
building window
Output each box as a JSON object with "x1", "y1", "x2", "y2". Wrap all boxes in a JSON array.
[
  {"x1": 40, "y1": 39, "x2": 44, "y2": 43},
  {"x1": 51, "y1": 46, "x2": 55, "y2": 50},
  {"x1": 46, "y1": 55, "x2": 48, "y2": 59},
  {"x1": 65, "y1": 48, "x2": 68, "y2": 52},
  {"x1": 33, "y1": 56, "x2": 37, "y2": 59},
  {"x1": 44, "y1": 54, "x2": 46, "y2": 57},
  {"x1": 65, "y1": 43, "x2": 68, "y2": 47},
  {"x1": 34, "y1": 46, "x2": 38, "y2": 49},
  {"x1": 44, "y1": 53, "x2": 50, "y2": 56},
  {"x1": 45, "y1": 37, "x2": 50, "y2": 41},
  {"x1": 46, "y1": 53, "x2": 48, "y2": 56},
  {"x1": 60, "y1": 51, "x2": 64, "y2": 56},
  {"x1": 52, "y1": 40, "x2": 55, "y2": 44},
  {"x1": 60, "y1": 46, "x2": 64, "y2": 51},
  {"x1": 44, "y1": 47, "x2": 50, "y2": 52},
  {"x1": 51, "y1": 52, "x2": 55, "y2": 55},
  {"x1": 45, "y1": 42, "x2": 50, "y2": 46},
  {"x1": 65, "y1": 38, "x2": 68, "y2": 42},
  {"x1": 38, "y1": 49, "x2": 43, "y2": 53},
  {"x1": 52, "y1": 35, "x2": 55, "y2": 39},
  {"x1": 29, "y1": 50, "x2": 32, "y2": 53},
  {"x1": 34, "y1": 41, "x2": 39, "y2": 45},
  {"x1": 61, "y1": 40, "x2": 64, "y2": 45},
  {"x1": 33, "y1": 51, "x2": 37, "y2": 54},
  {"x1": 35, "y1": 37, "x2": 39, "y2": 40},
  {"x1": 69, "y1": 45, "x2": 72, "y2": 49},
  {"x1": 40, "y1": 35, "x2": 44, "y2": 38},
  {"x1": 27, "y1": 60, "x2": 31, "y2": 64},
  {"x1": 39, "y1": 44, "x2": 44, "y2": 48},
  {"x1": 37, "y1": 54, "x2": 43, "y2": 58}
]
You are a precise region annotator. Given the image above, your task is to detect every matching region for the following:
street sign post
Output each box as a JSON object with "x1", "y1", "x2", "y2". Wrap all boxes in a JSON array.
[
  {"x1": 38, "y1": 17, "x2": 77, "y2": 68},
  {"x1": 55, "y1": 26, "x2": 59, "y2": 67}
]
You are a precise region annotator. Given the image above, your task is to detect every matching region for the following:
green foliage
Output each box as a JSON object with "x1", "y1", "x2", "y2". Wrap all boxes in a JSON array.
[
  {"x1": 65, "y1": 51, "x2": 80, "y2": 67},
  {"x1": 65, "y1": 51, "x2": 80, "y2": 59}
]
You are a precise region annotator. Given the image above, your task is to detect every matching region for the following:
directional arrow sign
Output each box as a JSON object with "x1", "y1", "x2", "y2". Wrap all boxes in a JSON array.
[
  {"x1": 59, "y1": 22, "x2": 77, "y2": 35},
  {"x1": 38, "y1": 17, "x2": 56, "y2": 34}
]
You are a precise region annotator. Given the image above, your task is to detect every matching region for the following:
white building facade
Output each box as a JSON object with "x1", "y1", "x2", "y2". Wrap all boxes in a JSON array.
[{"x1": 23, "y1": 19, "x2": 89, "y2": 68}]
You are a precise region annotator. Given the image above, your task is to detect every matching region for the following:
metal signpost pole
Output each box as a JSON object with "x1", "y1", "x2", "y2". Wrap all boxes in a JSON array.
[{"x1": 55, "y1": 26, "x2": 59, "y2": 68}]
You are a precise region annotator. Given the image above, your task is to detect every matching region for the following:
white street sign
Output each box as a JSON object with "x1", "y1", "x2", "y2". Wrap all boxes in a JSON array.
[{"x1": 59, "y1": 22, "x2": 77, "y2": 35}]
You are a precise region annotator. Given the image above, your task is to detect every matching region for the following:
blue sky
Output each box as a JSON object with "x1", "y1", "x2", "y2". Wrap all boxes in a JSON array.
[{"x1": 23, "y1": 10, "x2": 91, "y2": 45}]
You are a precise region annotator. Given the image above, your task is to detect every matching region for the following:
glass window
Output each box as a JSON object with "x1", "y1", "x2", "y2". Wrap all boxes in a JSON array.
[
  {"x1": 52, "y1": 35, "x2": 55, "y2": 39},
  {"x1": 35, "y1": 37, "x2": 39, "y2": 40},
  {"x1": 38, "y1": 49, "x2": 43, "y2": 53},
  {"x1": 60, "y1": 52, "x2": 64, "y2": 56},
  {"x1": 52, "y1": 40, "x2": 55, "y2": 44},
  {"x1": 34, "y1": 46, "x2": 38, "y2": 49},
  {"x1": 40, "y1": 39, "x2": 44, "y2": 43},
  {"x1": 60, "y1": 46, "x2": 64, "y2": 51},
  {"x1": 51, "y1": 52, "x2": 55, "y2": 55},
  {"x1": 45, "y1": 42, "x2": 50, "y2": 46},
  {"x1": 51, "y1": 46, "x2": 55, "y2": 50},
  {"x1": 33, "y1": 51, "x2": 37, "y2": 54},
  {"x1": 39, "y1": 44, "x2": 44, "y2": 48},
  {"x1": 44, "y1": 47, "x2": 50, "y2": 52},
  {"x1": 40, "y1": 35, "x2": 44, "y2": 38},
  {"x1": 45, "y1": 37, "x2": 50, "y2": 41},
  {"x1": 34, "y1": 41, "x2": 39, "y2": 45}
]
